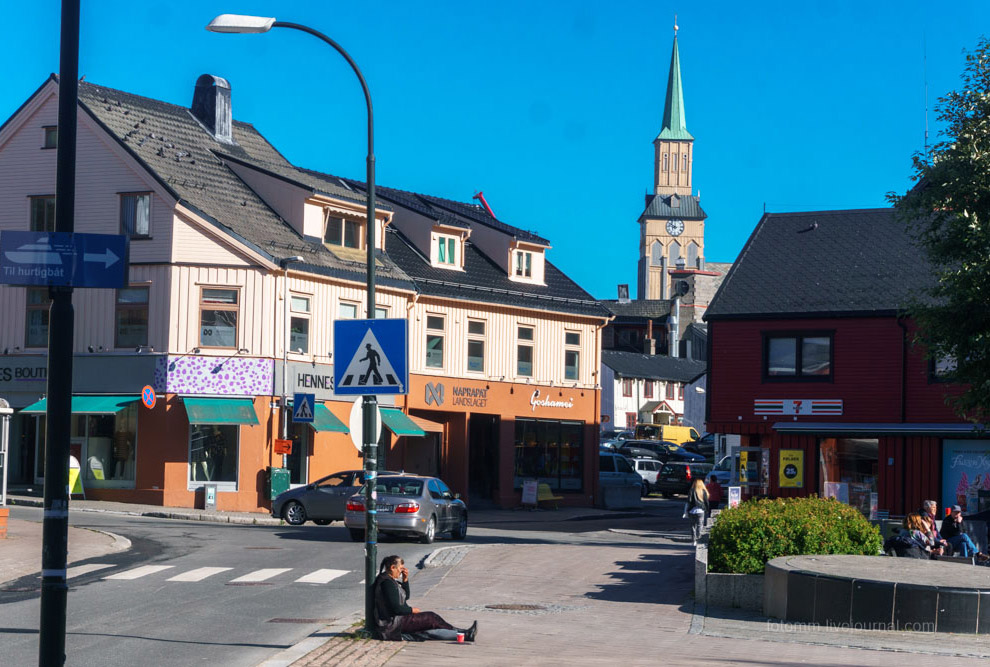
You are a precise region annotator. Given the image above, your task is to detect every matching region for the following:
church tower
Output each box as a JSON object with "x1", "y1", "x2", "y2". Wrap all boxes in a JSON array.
[{"x1": 637, "y1": 23, "x2": 708, "y2": 301}]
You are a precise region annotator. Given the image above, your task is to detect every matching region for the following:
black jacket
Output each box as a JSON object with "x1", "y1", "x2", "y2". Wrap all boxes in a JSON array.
[
  {"x1": 940, "y1": 515, "x2": 962, "y2": 540},
  {"x1": 372, "y1": 573, "x2": 412, "y2": 641}
]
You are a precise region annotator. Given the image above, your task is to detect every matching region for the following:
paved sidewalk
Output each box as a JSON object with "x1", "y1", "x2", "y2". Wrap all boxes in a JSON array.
[
  {"x1": 0, "y1": 518, "x2": 130, "y2": 585},
  {"x1": 287, "y1": 539, "x2": 990, "y2": 666}
]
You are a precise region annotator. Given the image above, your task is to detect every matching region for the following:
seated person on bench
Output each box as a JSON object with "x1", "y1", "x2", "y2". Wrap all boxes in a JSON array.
[{"x1": 940, "y1": 505, "x2": 989, "y2": 561}]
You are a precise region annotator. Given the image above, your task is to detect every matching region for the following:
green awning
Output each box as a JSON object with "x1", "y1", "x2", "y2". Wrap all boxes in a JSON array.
[
  {"x1": 183, "y1": 397, "x2": 259, "y2": 425},
  {"x1": 380, "y1": 408, "x2": 426, "y2": 437},
  {"x1": 20, "y1": 395, "x2": 139, "y2": 414},
  {"x1": 312, "y1": 404, "x2": 349, "y2": 433}
]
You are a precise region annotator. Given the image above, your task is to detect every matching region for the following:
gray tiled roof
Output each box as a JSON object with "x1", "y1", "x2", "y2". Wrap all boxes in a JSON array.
[
  {"x1": 74, "y1": 78, "x2": 412, "y2": 289},
  {"x1": 601, "y1": 299, "x2": 672, "y2": 319},
  {"x1": 602, "y1": 350, "x2": 706, "y2": 382},
  {"x1": 640, "y1": 193, "x2": 707, "y2": 220},
  {"x1": 705, "y1": 208, "x2": 932, "y2": 320}
]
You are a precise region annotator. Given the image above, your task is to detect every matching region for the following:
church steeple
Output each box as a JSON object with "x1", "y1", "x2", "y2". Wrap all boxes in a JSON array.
[{"x1": 657, "y1": 25, "x2": 693, "y2": 142}]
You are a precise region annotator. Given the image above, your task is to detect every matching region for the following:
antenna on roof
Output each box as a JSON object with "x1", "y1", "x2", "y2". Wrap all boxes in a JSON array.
[
  {"x1": 473, "y1": 191, "x2": 496, "y2": 218},
  {"x1": 673, "y1": 13, "x2": 678, "y2": 37},
  {"x1": 923, "y1": 33, "x2": 930, "y2": 162}
]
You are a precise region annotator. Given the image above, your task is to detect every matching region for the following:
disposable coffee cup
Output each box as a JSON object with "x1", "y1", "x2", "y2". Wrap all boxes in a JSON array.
[{"x1": 457, "y1": 632, "x2": 465, "y2": 643}]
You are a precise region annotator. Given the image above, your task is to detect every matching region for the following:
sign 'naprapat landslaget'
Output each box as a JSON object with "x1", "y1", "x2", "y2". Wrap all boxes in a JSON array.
[{"x1": 754, "y1": 399, "x2": 843, "y2": 416}]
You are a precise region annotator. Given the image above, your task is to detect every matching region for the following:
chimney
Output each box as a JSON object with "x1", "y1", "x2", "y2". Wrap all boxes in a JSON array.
[{"x1": 191, "y1": 74, "x2": 233, "y2": 144}]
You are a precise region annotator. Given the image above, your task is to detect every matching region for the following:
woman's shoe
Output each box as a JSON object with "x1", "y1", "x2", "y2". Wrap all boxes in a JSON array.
[{"x1": 465, "y1": 621, "x2": 478, "y2": 642}]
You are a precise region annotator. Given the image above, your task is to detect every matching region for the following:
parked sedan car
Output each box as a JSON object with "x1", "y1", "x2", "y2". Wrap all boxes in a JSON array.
[
  {"x1": 272, "y1": 469, "x2": 399, "y2": 525},
  {"x1": 344, "y1": 475, "x2": 467, "y2": 544},
  {"x1": 655, "y1": 461, "x2": 714, "y2": 497},
  {"x1": 630, "y1": 457, "x2": 662, "y2": 496},
  {"x1": 683, "y1": 433, "x2": 716, "y2": 459}
]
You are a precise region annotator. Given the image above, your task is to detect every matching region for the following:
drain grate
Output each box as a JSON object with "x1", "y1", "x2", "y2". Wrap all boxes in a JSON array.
[
  {"x1": 268, "y1": 618, "x2": 334, "y2": 624},
  {"x1": 485, "y1": 604, "x2": 546, "y2": 611}
]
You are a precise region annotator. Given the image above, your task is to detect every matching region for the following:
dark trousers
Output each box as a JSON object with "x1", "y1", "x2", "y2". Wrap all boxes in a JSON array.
[{"x1": 397, "y1": 611, "x2": 458, "y2": 641}]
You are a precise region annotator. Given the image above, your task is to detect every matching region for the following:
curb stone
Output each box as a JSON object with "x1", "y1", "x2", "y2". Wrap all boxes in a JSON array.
[{"x1": 421, "y1": 545, "x2": 477, "y2": 569}]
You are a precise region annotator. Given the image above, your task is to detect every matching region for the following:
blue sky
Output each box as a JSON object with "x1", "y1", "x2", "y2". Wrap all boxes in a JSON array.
[{"x1": 3, "y1": 2, "x2": 988, "y2": 300}]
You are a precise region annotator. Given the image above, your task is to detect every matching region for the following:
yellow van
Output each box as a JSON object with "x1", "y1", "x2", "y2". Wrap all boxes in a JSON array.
[{"x1": 633, "y1": 423, "x2": 700, "y2": 445}]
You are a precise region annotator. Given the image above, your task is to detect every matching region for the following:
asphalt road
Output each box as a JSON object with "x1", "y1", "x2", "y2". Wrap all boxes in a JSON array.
[{"x1": 0, "y1": 499, "x2": 688, "y2": 666}]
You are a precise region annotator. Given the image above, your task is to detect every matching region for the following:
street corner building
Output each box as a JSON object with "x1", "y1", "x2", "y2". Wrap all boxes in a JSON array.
[
  {"x1": 0, "y1": 74, "x2": 610, "y2": 512},
  {"x1": 703, "y1": 208, "x2": 990, "y2": 515}
]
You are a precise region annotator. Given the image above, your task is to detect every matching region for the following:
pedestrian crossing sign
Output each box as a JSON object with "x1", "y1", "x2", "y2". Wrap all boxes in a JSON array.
[
  {"x1": 292, "y1": 393, "x2": 315, "y2": 423},
  {"x1": 333, "y1": 318, "x2": 408, "y2": 395}
]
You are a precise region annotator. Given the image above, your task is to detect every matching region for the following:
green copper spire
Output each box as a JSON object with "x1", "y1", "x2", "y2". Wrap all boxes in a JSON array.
[{"x1": 657, "y1": 32, "x2": 693, "y2": 141}]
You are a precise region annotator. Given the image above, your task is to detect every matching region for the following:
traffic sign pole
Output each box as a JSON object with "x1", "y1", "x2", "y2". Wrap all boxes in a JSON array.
[{"x1": 40, "y1": 2, "x2": 79, "y2": 664}]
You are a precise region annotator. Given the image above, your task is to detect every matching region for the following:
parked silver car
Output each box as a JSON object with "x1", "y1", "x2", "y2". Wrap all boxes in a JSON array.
[
  {"x1": 272, "y1": 469, "x2": 399, "y2": 525},
  {"x1": 630, "y1": 457, "x2": 661, "y2": 496},
  {"x1": 344, "y1": 475, "x2": 467, "y2": 544}
]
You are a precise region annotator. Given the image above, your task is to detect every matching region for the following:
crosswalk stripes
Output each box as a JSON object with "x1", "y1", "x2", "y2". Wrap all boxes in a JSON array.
[
  {"x1": 166, "y1": 567, "x2": 233, "y2": 582},
  {"x1": 67, "y1": 563, "x2": 114, "y2": 579},
  {"x1": 229, "y1": 568, "x2": 292, "y2": 583},
  {"x1": 294, "y1": 569, "x2": 348, "y2": 584},
  {"x1": 104, "y1": 565, "x2": 174, "y2": 580}
]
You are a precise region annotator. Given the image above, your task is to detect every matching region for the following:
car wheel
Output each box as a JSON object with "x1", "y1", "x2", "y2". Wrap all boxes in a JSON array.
[
  {"x1": 420, "y1": 516, "x2": 436, "y2": 544},
  {"x1": 641, "y1": 482, "x2": 650, "y2": 497},
  {"x1": 283, "y1": 501, "x2": 307, "y2": 525},
  {"x1": 451, "y1": 514, "x2": 468, "y2": 540},
  {"x1": 312, "y1": 519, "x2": 331, "y2": 526},
  {"x1": 348, "y1": 528, "x2": 364, "y2": 542}
]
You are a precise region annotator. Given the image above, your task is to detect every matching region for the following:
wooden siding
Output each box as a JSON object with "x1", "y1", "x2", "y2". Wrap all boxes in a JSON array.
[
  {"x1": 408, "y1": 297, "x2": 600, "y2": 386},
  {"x1": 171, "y1": 213, "x2": 253, "y2": 266}
]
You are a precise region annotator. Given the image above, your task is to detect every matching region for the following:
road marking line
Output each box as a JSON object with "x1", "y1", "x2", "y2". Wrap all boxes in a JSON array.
[
  {"x1": 67, "y1": 563, "x2": 115, "y2": 579},
  {"x1": 230, "y1": 568, "x2": 292, "y2": 583},
  {"x1": 103, "y1": 565, "x2": 174, "y2": 580},
  {"x1": 167, "y1": 567, "x2": 233, "y2": 582},
  {"x1": 294, "y1": 569, "x2": 349, "y2": 584}
]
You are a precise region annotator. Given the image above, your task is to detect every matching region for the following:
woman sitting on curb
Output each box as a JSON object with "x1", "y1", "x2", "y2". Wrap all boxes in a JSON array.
[{"x1": 372, "y1": 554, "x2": 478, "y2": 642}]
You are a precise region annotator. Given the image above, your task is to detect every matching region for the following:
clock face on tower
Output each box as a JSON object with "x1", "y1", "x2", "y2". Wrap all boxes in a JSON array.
[{"x1": 666, "y1": 218, "x2": 685, "y2": 236}]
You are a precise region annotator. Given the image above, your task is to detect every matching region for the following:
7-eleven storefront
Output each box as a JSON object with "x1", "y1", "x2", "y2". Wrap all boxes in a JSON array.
[{"x1": 389, "y1": 375, "x2": 600, "y2": 508}]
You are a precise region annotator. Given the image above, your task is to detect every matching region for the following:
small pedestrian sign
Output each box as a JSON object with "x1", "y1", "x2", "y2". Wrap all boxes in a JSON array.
[
  {"x1": 334, "y1": 319, "x2": 408, "y2": 395},
  {"x1": 292, "y1": 393, "x2": 315, "y2": 423}
]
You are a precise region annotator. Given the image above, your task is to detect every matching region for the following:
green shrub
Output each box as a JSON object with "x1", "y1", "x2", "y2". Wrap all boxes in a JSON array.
[{"x1": 707, "y1": 496, "x2": 883, "y2": 574}]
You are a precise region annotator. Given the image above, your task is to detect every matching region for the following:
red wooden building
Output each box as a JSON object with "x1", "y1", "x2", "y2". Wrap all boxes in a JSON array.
[{"x1": 705, "y1": 208, "x2": 990, "y2": 515}]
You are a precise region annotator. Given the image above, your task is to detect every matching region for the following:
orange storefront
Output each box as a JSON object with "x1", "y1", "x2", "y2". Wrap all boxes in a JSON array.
[{"x1": 392, "y1": 375, "x2": 600, "y2": 508}]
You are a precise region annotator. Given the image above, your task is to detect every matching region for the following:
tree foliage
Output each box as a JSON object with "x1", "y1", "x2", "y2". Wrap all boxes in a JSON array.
[{"x1": 889, "y1": 38, "x2": 990, "y2": 423}]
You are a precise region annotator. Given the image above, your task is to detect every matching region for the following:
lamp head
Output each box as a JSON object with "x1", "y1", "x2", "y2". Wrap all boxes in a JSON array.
[{"x1": 206, "y1": 14, "x2": 276, "y2": 33}]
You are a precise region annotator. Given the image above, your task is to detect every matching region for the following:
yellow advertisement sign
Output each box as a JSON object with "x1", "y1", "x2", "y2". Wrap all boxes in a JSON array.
[
  {"x1": 779, "y1": 449, "x2": 804, "y2": 488},
  {"x1": 739, "y1": 451, "x2": 749, "y2": 483}
]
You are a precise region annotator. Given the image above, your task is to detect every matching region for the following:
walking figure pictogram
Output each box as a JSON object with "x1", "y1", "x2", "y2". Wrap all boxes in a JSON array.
[{"x1": 359, "y1": 343, "x2": 383, "y2": 385}]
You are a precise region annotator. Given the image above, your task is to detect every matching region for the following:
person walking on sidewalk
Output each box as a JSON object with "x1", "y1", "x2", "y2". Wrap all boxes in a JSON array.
[
  {"x1": 372, "y1": 555, "x2": 478, "y2": 642},
  {"x1": 686, "y1": 478, "x2": 709, "y2": 545}
]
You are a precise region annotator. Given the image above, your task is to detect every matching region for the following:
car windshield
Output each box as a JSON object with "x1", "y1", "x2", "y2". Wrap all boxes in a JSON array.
[{"x1": 374, "y1": 477, "x2": 424, "y2": 497}]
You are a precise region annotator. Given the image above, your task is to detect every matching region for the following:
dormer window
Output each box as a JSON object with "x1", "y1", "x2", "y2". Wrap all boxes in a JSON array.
[
  {"x1": 513, "y1": 250, "x2": 532, "y2": 278},
  {"x1": 324, "y1": 212, "x2": 361, "y2": 249},
  {"x1": 434, "y1": 234, "x2": 458, "y2": 267}
]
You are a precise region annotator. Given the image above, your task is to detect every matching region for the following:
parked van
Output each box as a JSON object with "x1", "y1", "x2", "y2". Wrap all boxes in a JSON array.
[{"x1": 633, "y1": 423, "x2": 700, "y2": 445}]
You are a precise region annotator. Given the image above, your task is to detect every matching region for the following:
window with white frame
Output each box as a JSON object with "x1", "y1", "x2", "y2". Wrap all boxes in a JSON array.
[
  {"x1": 426, "y1": 315, "x2": 445, "y2": 368},
  {"x1": 467, "y1": 320, "x2": 485, "y2": 373},
  {"x1": 290, "y1": 294, "x2": 310, "y2": 354},
  {"x1": 120, "y1": 193, "x2": 151, "y2": 238},
  {"x1": 374, "y1": 306, "x2": 388, "y2": 318},
  {"x1": 513, "y1": 250, "x2": 533, "y2": 278},
  {"x1": 564, "y1": 331, "x2": 580, "y2": 381},
  {"x1": 435, "y1": 234, "x2": 458, "y2": 267},
  {"x1": 338, "y1": 301, "x2": 358, "y2": 319},
  {"x1": 517, "y1": 325, "x2": 534, "y2": 377},
  {"x1": 324, "y1": 211, "x2": 361, "y2": 249},
  {"x1": 30, "y1": 196, "x2": 55, "y2": 232}
]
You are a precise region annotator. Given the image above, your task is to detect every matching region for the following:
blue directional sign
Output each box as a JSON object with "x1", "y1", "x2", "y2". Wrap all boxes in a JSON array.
[
  {"x1": 334, "y1": 319, "x2": 408, "y2": 395},
  {"x1": 292, "y1": 393, "x2": 315, "y2": 423},
  {"x1": 0, "y1": 231, "x2": 128, "y2": 288}
]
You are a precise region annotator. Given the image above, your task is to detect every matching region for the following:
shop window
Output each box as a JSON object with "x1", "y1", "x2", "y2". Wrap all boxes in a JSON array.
[
  {"x1": 819, "y1": 437, "x2": 878, "y2": 516},
  {"x1": 513, "y1": 250, "x2": 533, "y2": 279},
  {"x1": 324, "y1": 213, "x2": 361, "y2": 248},
  {"x1": 43, "y1": 126, "x2": 58, "y2": 149},
  {"x1": 120, "y1": 193, "x2": 151, "y2": 238},
  {"x1": 644, "y1": 381, "x2": 654, "y2": 399},
  {"x1": 25, "y1": 287, "x2": 51, "y2": 348},
  {"x1": 30, "y1": 196, "x2": 56, "y2": 232},
  {"x1": 426, "y1": 315, "x2": 444, "y2": 368},
  {"x1": 85, "y1": 406, "x2": 138, "y2": 486},
  {"x1": 517, "y1": 325, "x2": 534, "y2": 377},
  {"x1": 338, "y1": 301, "x2": 358, "y2": 319},
  {"x1": 115, "y1": 286, "x2": 149, "y2": 348},
  {"x1": 467, "y1": 319, "x2": 485, "y2": 373},
  {"x1": 764, "y1": 333, "x2": 832, "y2": 380},
  {"x1": 286, "y1": 421, "x2": 311, "y2": 485},
  {"x1": 513, "y1": 419, "x2": 584, "y2": 491},
  {"x1": 189, "y1": 424, "x2": 238, "y2": 487},
  {"x1": 199, "y1": 288, "x2": 239, "y2": 348},
  {"x1": 290, "y1": 294, "x2": 310, "y2": 354},
  {"x1": 622, "y1": 378, "x2": 632, "y2": 397},
  {"x1": 625, "y1": 412, "x2": 637, "y2": 428}
]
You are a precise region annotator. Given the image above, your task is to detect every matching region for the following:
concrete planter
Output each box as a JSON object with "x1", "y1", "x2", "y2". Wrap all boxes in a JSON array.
[{"x1": 695, "y1": 544, "x2": 764, "y2": 611}]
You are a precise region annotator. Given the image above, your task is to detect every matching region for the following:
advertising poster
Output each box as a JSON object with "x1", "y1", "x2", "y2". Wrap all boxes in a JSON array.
[
  {"x1": 728, "y1": 486, "x2": 741, "y2": 509},
  {"x1": 942, "y1": 440, "x2": 990, "y2": 513},
  {"x1": 779, "y1": 449, "x2": 804, "y2": 488}
]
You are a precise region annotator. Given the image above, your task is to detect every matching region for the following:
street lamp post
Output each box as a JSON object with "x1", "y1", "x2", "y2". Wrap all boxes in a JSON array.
[
  {"x1": 279, "y1": 255, "x2": 304, "y2": 469},
  {"x1": 206, "y1": 14, "x2": 379, "y2": 632}
]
